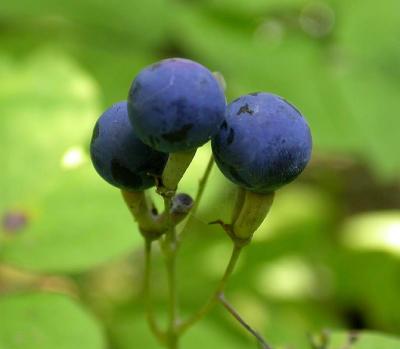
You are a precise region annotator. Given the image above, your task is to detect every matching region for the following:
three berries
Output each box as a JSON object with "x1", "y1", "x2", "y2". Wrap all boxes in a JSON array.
[{"x1": 90, "y1": 58, "x2": 312, "y2": 197}]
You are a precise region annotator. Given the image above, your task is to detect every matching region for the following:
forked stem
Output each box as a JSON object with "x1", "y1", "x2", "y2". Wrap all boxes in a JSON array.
[{"x1": 178, "y1": 243, "x2": 243, "y2": 334}]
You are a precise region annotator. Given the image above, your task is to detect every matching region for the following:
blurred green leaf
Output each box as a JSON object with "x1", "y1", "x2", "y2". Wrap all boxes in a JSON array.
[
  {"x1": 0, "y1": 293, "x2": 105, "y2": 349},
  {"x1": 331, "y1": 0, "x2": 400, "y2": 177},
  {"x1": 1, "y1": 0, "x2": 169, "y2": 50},
  {"x1": 203, "y1": 0, "x2": 308, "y2": 15},
  {"x1": 0, "y1": 50, "x2": 140, "y2": 273},
  {"x1": 340, "y1": 211, "x2": 400, "y2": 257},
  {"x1": 171, "y1": 1, "x2": 400, "y2": 178},
  {"x1": 329, "y1": 331, "x2": 400, "y2": 349},
  {"x1": 110, "y1": 309, "x2": 250, "y2": 349}
]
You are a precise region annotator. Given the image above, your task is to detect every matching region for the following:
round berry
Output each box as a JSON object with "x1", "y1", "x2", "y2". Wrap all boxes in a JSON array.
[
  {"x1": 211, "y1": 93, "x2": 312, "y2": 194},
  {"x1": 90, "y1": 101, "x2": 168, "y2": 191},
  {"x1": 127, "y1": 58, "x2": 226, "y2": 153}
]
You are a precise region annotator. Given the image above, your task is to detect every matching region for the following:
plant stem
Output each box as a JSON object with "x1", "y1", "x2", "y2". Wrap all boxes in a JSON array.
[
  {"x1": 232, "y1": 191, "x2": 274, "y2": 240},
  {"x1": 218, "y1": 294, "x2": 273, "y2": 349},
  {"x1": 162, "y1": 196, "x2": 179, "y2": 349},
  {"x1": 165, "y1": 248, "x2": 178, "y2": 349},
  {"x1": 160, "y1": 150, "x2": 196, "y2": 196},
  {"x1": 178, "y1": 155, "x2": 214, "y2": 241},
  {"x1": 144, "y1": 239, "x2": 166, "y2": 344},
  {"x1": 193, "y1": 154, "x2": 214, "y2": 214},
  {"x1": 178, "y1": 243, "x2": 242, "y2": 334}
]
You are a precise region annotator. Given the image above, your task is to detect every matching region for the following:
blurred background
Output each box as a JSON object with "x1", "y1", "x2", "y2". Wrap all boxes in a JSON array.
[{"x1": 1, "y1": 0, "x2": 400, "y2": 348}]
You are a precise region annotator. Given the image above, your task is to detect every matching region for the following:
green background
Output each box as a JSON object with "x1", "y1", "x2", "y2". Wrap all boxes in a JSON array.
[{"x1": 1, "y1": 0, "x2": 399, "y2": 348}]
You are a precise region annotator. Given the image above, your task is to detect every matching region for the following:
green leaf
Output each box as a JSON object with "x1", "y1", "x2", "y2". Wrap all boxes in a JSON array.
[
  {"x1": 172, "y1": 2, "x2": 400, "y2": 178},
  {"x1": 202, "y1": 0, "x2": 308, "y2": 15},
  {"x1": 0, "y1": 49, "x2": 140, "y2": 273},
  {"x1": 0, "y1": 293, "x2": 106, "y2": 349},
  {"x1": 171, "y1": 5, "x2": 355, "y2": 151},
  {"x1": 329, "y1": 331, "x2": 400, "y2": 349},
  {"x1": 1, "y1": 0, "x2": 169, "y2": 51},
  {"x1": 331, "y1": 0, "x2": 400, "y2": 177},
  {"x1": 110, "y1": 309, "x2": 250, "y2": 349}
]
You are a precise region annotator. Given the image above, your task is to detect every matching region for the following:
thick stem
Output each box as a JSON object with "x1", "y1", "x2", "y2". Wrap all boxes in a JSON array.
[
  {"x1": 122, "y1": 190, "x2": 192, "y2": 240},
  {"x1": 121, "y1": 190, "x2": 162, "y2": 237},
  {"x1": 178, "y1": 243, "x2": 243, "y2": 334},
  {"x1": 231, "y1": 187, "x2": 246, "y2": 224},
  {"x1": 218, "y1": 294, "x2": 273, "y2": 349},
  {"x1": 232, "y1": 191, "x2": 274, "y2": 239},
  {"x1": 121, "y1": 190, "x2": 151, "y2": 226},
  {"x1": 144, "y1": 240, "x2": 166, "y2": 343},
  {"x1": 160, "y1": 150, "x2": 196, "y2": 196}
]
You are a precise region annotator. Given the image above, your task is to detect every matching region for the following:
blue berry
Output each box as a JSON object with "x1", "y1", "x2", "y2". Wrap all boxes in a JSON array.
[
  {"x1": 90, "y1": 101, "x2": 168, "y2": 191},
  {"x1": 211, "y1": 93, "x2": 312, "y2": 194},
  {"x1": 127, "y1": 58, "x2": 226, "y2": 153}
]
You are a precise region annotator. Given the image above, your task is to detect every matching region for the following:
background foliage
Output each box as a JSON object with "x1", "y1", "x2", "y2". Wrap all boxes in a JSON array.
[{"x1": 0, "y1": 0, "x2": 399, "y2": 348}]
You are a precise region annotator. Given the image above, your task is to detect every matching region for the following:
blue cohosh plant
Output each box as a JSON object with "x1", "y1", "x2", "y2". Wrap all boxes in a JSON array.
[{"x1": 90, "y1": 58, "x2": 312, "y2": 349}]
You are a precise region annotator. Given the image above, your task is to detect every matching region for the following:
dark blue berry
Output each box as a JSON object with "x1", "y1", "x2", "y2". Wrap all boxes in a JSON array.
[
  {"x1": 211, "y1": 93, "x2": 312, "y2": 194},
  {"x1": 90, "y1": 101, "x2": 168, "y2": 191},
  {"x1": 127, "y1": 58, "x2": 226, "y2": 153}
]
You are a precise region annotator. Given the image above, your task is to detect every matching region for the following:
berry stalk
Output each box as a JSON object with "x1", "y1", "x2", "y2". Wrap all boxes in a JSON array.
[
  {"x1": 178, "y1": 154, "x2": 214, "y2": 242},
  {"x1": 159, "y1": 150, "x2": 196, "y2": 196},
  {"x1": 232, "y1": 191, "x2": 275, "y2": 239},
  {"x1": 219, "y1": 294, "x2": 272, "y2": 349},
  {"x1": 144, "y1": 240, "x2": 166, "y2": 343},
  {"x1": 160, "y1": 196, "x2": 180, "y2": 349},
  {"x1": 177, "y1": 243, "x2": 243, "y2": 334}
]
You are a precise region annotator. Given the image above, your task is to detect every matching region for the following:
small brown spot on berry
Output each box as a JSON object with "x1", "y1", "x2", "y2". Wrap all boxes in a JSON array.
[{"x1": 237, "y1": 104, "x2": 254, "y2": 116}]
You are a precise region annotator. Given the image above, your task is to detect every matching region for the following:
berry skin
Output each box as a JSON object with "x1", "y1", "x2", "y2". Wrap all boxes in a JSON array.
[
  {"x1": 211, "y1": 93, "x2": 312, "y2": 194},
  {"x1": 127, "y1": 58, "x2": 226, "y2": 153},
  {"x1": 90, "y1": 101, "x2": 168, "y2": 191}
]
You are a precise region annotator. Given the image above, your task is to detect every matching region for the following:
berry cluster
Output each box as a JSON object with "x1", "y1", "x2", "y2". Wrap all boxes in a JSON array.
[
  {"x1": 89, "y1": 57, "x2": 312, "y2": 348},
  {"x1": 90, "y1": 57, "x2": 311, "y2": 197}
]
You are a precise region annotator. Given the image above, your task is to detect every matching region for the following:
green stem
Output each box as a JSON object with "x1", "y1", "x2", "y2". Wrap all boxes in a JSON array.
[
  {"x1": 232, "y1": 191, "x2": 274, "y2": 240},
  {"x1": 178, "y1": 155, "x2": 214, "y2": 241},
  {"x1": 193, "y1": 154, "x2": 214, "y2": 215},
  {"x1": 178, "y1": 243, "x2": 242, "y2": 334},
  {"x1": 231, "y1": 187, "x2": 246, "y2": 224},
  {"x1": 144, "y1": 239, "x2": 166, "y2": 344},
  {"x1": 160, "y1": 150, "x2": 196, "y2": 196},
  {"x1": 218, "y1": 294, "x2": 272, "y2": 349},
  {"x1": 162, "y1": 196, "x2": 179, "y2": 349},
  {"x1": 165, "y1": 247, "x2": 178, "y2": 348}
]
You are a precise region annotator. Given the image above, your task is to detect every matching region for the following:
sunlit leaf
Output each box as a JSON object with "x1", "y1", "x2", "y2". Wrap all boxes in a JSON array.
[
  {"x1": 0, "y1": 293, "x2": 106, "y2": 349},
  {"x1": 0, "y1": 50, "x2": 140, "y2": 273},
  {"x1": 341, "y1": 211, "x2": 400, "y2": 257}
]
